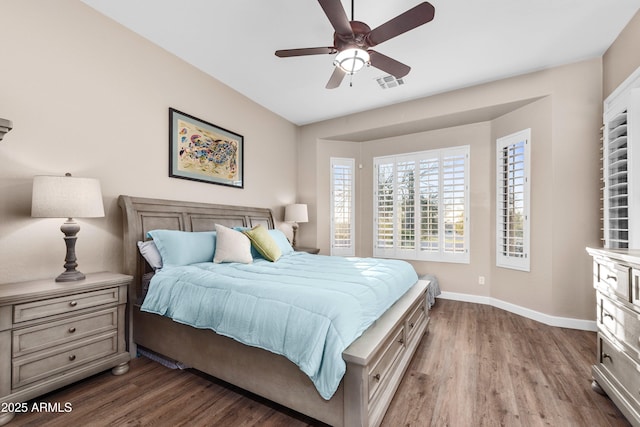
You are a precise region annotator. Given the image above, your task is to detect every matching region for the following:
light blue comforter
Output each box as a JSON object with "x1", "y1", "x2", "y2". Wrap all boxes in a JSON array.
[{"x1": 141, "y1": 252, "x2": 418, "y2": 399}]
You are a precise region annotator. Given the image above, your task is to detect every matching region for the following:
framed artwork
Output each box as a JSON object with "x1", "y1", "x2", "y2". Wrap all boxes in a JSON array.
[{"x1": 169, "y1": 108, "x2": 244, "y2": 188}]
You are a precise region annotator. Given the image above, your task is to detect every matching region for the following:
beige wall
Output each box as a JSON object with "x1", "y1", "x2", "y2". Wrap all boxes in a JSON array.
[
  {"x1": 491, "y1": 98, "x2": 553, "y2": 314},
  {"x1": 603, "y1": 11, "x2": 640, "y2": 98},
  {"x1": 0, "y1": 0, "x2": 298, "y2": 284},
  {"x1": 299, "y1": 59, "x2": 602, "y2": 321}
]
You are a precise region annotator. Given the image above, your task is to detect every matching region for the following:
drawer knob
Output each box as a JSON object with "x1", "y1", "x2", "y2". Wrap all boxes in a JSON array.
[
  {"x1": 373, "y1": 373, "x2": 381, "y2": 382},
  {"x1": 68, "y1": 354, "x2": 76, "y2": 361},
  {"x1": 603, "y1": 312, "x2": 614, "y2": 320},
  {"x1": 68, "y1": 327, "x2": 76, "y2": 333},
  {"x1": 69, "y1": 301, "x2": 78, "y2": 307},
  {"x1": 409, "y1": 322, "x2": 415, "y2": 328},
  {"x1": 398, "y1": 338, "x2": 405, "y2": 345},
  {"x1": 606, "y1": 274, "x2": 617, "y2": 282},
  {"x1": 603, "y1": 353, "x2": 612, "y2": 362}
]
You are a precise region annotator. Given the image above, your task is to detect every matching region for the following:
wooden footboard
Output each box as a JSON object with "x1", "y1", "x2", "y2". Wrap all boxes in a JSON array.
[
  {"x1": 133, "y1": 280, "x2": 428, "y2": 427},
  {"x1": 343, "y1": 280, "x2": 429, "y2": 427}
]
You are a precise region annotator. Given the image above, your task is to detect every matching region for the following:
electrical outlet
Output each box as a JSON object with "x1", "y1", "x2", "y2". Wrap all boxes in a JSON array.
[{"x1": 478, "y1": 276, "x2": 485, "y2": 285}]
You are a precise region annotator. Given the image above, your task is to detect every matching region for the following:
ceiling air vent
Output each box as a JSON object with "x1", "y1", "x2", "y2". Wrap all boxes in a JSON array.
[{"x1": 376, "y1": 75, "x2": 405, "y2": 89}]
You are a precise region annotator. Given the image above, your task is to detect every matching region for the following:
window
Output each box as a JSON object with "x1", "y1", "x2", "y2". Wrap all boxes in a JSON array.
[
  {"x1": 373, "y1": 146, "x2": 470, "y2": 263},
  {"x1": 496, "y1": 129, "x2": 530, "y2": 271},
  {"x1": 330, "y1": 158, "x2": 355, "y2": 256}
]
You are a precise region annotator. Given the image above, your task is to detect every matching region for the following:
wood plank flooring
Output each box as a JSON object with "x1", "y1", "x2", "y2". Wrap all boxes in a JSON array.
[{"x1": 7, "y1": 299, "x2": 630, "y2": 426}]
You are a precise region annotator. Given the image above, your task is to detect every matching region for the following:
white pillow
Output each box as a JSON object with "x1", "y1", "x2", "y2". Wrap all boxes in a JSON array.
[
  {"x1": 137, "y1": 240, "x2": 163, "y2": 270},
  {"x1": 213, "y1": 224, "x2": 253, "y2": 264}
]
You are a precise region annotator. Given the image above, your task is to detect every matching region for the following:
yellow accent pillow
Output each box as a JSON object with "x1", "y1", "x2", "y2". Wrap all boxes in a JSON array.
[{"x1": 242, "y1": 224, "x2": 282, "y2": 262}]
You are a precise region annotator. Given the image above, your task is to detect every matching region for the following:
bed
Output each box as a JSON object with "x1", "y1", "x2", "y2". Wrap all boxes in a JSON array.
[{"x1": 118, "y1": 195, "x2": 430, "y2": 427}]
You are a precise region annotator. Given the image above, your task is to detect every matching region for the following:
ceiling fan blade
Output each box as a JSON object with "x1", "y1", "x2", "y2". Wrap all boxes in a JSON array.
[
  {"x1": 318, "y1": 0, "x2": 354, "y2": 37},
  {"x1": 366, "y1": 2, "x2": 435, "y2": 47},
  {"x1": 369, "y1": 50, "x2": 411, "y2": 78},
  {"x1": 326, "y1": 66, "x2": 346, "y2": 89},
  {"x1": 275, "y1": 47, "x2": 337, "y2": 57}
]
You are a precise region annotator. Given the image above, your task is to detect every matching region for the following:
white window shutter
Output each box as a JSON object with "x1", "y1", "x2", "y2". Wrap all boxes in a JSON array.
[
  {"x1": 496, "y1": 129, "x2": 531, "y2": 271},
  {"x1": 373, "y1": 146, "x2": 470, "y2": 263},
  {"x1": 330, "y1": 158, "x2": 355, "y2": 256}
]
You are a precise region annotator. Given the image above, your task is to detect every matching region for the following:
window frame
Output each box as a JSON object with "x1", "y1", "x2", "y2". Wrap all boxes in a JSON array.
[
  {"x1": 330, "y1": 157, "x2": 356, "y2": 256},
  {"x1": 373, "y1": 146, "x2": 470, "y2": 263},
  {"x1": 495, "y1": 129, "x2": 531, "y2": 272}
]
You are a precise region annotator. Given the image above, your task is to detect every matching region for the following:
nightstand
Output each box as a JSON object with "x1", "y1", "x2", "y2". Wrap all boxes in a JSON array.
[
  {"x1": 0, "y1": 272, "x2": 131, "y2": 426},
  {"x1": 294, "y1": 247, "x2": 320, "y2": 254}
]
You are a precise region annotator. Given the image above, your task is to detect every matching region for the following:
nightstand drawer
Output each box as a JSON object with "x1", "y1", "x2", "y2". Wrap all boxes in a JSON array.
[
  {"x1": 12, "y1": 331, "x2": 118, "y2": 389},
  {"x1": 12, "y1": 308, "x2": 118, "y2": 357},
  {"x1": 13, "y1": 288, "x2": 119, "y2": 323}
]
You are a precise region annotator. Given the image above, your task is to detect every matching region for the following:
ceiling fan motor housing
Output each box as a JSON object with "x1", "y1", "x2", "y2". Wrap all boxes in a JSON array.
[{"x1": 333, "y1": 21, "x2": 371, "y2": 51}]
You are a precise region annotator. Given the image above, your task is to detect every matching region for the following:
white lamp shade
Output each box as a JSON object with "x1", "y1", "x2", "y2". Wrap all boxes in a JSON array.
[
  {"x1": 334, "y1": 48, "x2": 370, "y2": 74},
  {"x1": 31, "y1": 174, "x2": 105, "y2": 218},
  {"x1": 284, "y1": 204, "x2": 308, "y2": 223}
]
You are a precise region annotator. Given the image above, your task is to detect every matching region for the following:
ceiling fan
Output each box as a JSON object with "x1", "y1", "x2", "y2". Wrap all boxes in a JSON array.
[{"x1": 275, "y1": 0, "x2": 435, "y2": 89}]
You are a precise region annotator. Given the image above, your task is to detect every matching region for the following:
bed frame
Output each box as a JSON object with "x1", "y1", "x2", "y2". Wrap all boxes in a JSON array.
[{"x1": 118, "y1": 195, "x2": 429, "y2": 427}]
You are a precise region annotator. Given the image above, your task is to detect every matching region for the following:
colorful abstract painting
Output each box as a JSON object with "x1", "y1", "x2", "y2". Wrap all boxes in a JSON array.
[{"x1": 169, "y1": 108, "x2": 244, "y2": 188}]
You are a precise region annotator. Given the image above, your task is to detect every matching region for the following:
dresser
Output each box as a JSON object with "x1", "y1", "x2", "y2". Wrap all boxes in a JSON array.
[
  {"x1": 0, "y1": 272, "x2": 131, "y2": 425},
  {"x1": 587, "y1": 248, "x2": 640, "y2": 426}
]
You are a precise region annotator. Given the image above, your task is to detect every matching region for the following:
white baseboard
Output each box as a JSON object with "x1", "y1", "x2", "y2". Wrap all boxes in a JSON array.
[{"x1": 437, "y1": 291, "x2": 597, "y2": 332}]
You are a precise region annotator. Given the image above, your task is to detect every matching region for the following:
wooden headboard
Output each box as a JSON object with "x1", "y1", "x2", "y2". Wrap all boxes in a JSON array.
[{"x1": 118, "y1": 195, "x2": 275, "y2": 302}]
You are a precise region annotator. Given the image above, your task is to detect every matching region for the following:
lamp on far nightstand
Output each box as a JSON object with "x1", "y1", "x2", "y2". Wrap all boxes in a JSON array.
[
  {"x1": 31, "y1": 173, "x2": 105, "y2": 282},
  {"x1": 284, "y1": 203, "x2": 308, "y2": 247}
]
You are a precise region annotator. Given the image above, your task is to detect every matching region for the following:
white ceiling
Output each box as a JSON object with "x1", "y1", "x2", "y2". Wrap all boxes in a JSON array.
[{"x1": 82, "y1": 0, "x2": 640, "y2": 126}]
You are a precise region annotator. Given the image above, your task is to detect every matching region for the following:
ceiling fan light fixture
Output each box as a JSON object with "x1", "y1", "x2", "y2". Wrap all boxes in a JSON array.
[{"x1": 334, "y1": 48, "x2": 370, "y2": 74}]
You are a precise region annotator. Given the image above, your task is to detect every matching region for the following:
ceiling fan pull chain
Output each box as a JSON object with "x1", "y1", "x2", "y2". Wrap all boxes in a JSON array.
[{"x1": 351, "y1": 0, "x2": 355, "y2": 21}]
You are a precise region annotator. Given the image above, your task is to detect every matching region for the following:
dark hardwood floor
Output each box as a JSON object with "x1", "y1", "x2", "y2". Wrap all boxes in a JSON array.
[{"x1": 7, "y1": 299, "x2": 630, "y2": 426}]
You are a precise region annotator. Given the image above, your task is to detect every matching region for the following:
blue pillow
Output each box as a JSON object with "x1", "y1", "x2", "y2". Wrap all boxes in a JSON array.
[
  {"x1": 147, "y1": 230, "x2": 217, "y2": 267},
  {"x1": 269, "y1": 229, "x2": 294, "y2": 255}
]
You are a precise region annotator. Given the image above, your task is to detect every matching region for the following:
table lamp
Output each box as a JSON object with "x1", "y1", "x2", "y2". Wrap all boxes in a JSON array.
[
  {"x1": 31, "y1": 173, "x2": 105, "y2": 282},
  {"x1": 284, "y1": 204, "x2": 308, "y2": 247}
]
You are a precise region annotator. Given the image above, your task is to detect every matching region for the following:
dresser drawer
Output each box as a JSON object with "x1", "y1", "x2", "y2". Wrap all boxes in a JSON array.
[
  {"x1": 13, "y1": 288, "x2": 119, "y2": 323},
  {"x1": 598, "y1": 334, "x2": 640, "y2": 405},
  {"x1": 598, "y1": 294, "x2": 640, "y2": 357},
  {"x1": 12, "y1": 331, "x2": 118, "y2": 389},
  {"x1": 12, "y1": 308, "x2": 118, "y2": 357},
  {"x1": 594, "y1": 258, "x2": 630, "y2": 301},
  {"x1": 405, "y1": 298, "x2": 426, "y2": 343},
  {"x1": 368, "y1": 324, "x2": 405, "y2": 401}
]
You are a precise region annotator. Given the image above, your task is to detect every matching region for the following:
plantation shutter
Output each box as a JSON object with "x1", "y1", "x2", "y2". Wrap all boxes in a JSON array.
[
  {"x1": 604, "y1": 110, "x2": 629, "y2": 248},
  {"x1": 496, "y1": 129, "x2": 530, "y2": 271},
  {"x1": 396, "y1": 159, "x2": 416, "y2": 251},
  {"x1": 330, "y1": 158, "x2": 355, "y2": 256},
  {"x1": 419, "y1": 157, "x2": 439, "y2": 253},
  {"x1": 441, "y1": 151, "x2": 469, "y2": 257},
  {"x1": 374, "y1": 146, "x2": 469, "y2": 263},
  {"x1": 374, "y1": 159, "x2": 395, "y2": 256}
]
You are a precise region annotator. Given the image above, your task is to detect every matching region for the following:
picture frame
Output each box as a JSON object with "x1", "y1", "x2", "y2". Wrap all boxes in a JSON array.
[{"x1": 169, "y1": 108, "x2": 244, "y2": 188}]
